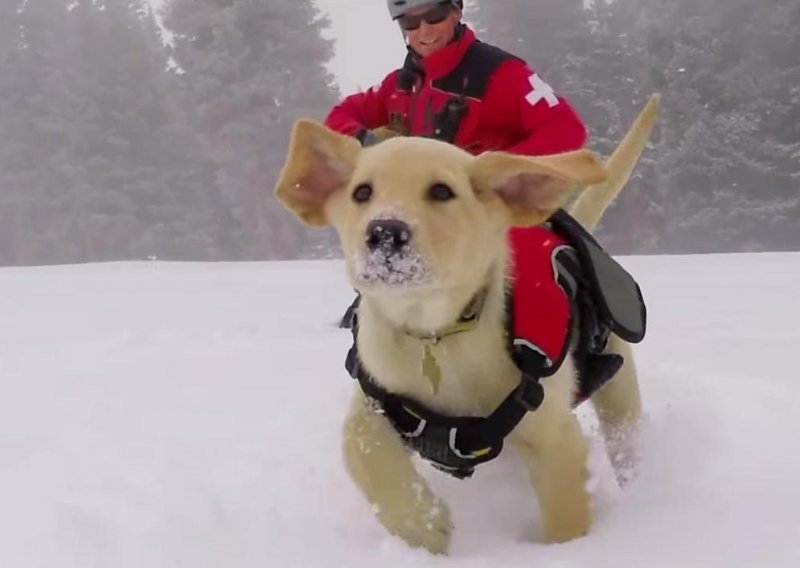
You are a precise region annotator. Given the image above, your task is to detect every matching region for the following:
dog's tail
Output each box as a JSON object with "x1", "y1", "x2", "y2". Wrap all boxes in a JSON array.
[{"x1": 568, "y1": 94, "x2": 661, "y2": 232}]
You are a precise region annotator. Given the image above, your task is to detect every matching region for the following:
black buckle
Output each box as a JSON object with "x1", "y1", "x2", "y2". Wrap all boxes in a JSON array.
[{"x1": 514, "y1": 374, "x2": 544, "y2": 411}]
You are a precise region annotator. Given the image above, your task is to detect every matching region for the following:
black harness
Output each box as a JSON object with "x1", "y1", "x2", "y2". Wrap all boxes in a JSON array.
[
  {"x1": 342, "y1": 211, "x2": 647, "y2": 479},
  {"x1": 345, "y1": 307, "x2": 547, "y2": 479}
]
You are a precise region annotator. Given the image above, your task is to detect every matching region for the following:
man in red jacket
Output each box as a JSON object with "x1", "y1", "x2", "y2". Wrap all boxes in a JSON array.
[
  {"x1": 325, "y1": 0, "x2": 587, "y2": 156},
  {"x1": 331, "y1": 0, "x2": 594, "y2": 332}
]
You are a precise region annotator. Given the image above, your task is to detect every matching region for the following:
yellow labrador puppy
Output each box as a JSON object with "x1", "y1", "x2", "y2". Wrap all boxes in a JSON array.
[{"x1": 275, "y1": 96, "x2": 659, "y2": 554}]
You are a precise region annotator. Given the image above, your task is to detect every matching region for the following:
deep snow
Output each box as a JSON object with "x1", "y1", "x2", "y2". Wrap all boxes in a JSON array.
[{"x1": 1, "y1": 253, "x2": 799, "y2": 567}]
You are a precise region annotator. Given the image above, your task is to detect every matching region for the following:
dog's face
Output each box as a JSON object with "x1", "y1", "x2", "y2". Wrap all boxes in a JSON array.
[
  {"x1": 325, "y1": 138, "x2": 511, "y2": 294},
  {"x1": 274, "y1": 121, "x2": 606, "y2": 296}
]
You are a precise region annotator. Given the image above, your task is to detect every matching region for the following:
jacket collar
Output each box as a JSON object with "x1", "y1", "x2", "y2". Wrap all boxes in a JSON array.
[{"x1": 412, "y1": 25, "x2": 477, "y2": 80}]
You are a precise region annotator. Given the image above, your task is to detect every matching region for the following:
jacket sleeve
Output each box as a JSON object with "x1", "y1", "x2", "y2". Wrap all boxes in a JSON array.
[
  {"x1": 485, "y1": 60, "x2": 587, "y2": 156},
  {"x1": 324, "y1": 71, "x2": 399, "y2": 137}
]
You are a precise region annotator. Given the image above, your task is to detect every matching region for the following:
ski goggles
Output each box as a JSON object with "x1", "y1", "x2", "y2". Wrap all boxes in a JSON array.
[{"x1": 397, "y1": 2, "x2": 454, "y2": 31}]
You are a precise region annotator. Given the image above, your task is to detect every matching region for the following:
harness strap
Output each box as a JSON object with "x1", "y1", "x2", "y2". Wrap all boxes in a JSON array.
[{"x1": 345, "y1": 331, "x2": 545, "y2": 479}]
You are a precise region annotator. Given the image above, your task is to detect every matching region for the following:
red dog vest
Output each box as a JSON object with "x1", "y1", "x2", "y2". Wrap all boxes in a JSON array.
[{"x1": 508, "y1": 226, "x2": 572, "y2": 371}]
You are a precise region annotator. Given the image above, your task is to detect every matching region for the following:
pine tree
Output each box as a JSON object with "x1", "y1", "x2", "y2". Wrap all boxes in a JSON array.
[
  {"x1": 471, "y1": 0, "x2": 799, "y2": 253},
  {"x1": 164, "y1": 0, "x2": 340, "y2": 259},
  {"x1": 0, "y1": 0, "x2": 24, "y2": 263},
  {"x1": 632, "y1": 0, "x2": 799, "y2": 252},
  {"x1": 0, "y1": 0, "x2": 233, "y2": 265}
]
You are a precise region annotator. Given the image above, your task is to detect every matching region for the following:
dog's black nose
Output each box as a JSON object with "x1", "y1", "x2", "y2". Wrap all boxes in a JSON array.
[{"x1": 365, "y1": 219, "x2": 412, "y2": 253}]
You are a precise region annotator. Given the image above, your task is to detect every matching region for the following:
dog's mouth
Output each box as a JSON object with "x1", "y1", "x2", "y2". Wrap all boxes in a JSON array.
[{"x1": 354, "y1": 245, "x2": 431, "y2": 288}]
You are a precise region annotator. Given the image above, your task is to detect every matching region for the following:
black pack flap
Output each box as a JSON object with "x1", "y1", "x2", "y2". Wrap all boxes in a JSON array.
[{"x1": 549, "y1": 210, "x2": 647, "y2": 343}]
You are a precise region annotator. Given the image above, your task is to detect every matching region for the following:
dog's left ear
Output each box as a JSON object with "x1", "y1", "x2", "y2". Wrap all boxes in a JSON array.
[
  {"x1": 274, "y1": 119, "x2": 362, "y2": 227},
  {"x1": 470, "y1": 150, "x2": 607, "y2": 226}
]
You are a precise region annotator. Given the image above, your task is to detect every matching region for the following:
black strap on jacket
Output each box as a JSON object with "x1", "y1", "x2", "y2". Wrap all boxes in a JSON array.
[{"x1": 399, "y1": 39, "x2": 519, "y2": 144}]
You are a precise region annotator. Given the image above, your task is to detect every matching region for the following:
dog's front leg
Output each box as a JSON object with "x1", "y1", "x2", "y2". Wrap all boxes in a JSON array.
[
  {"x1": 511, "y1": 411, "x2": 591, "y2": 544},
  {"x1": 342, "y1": 391, "x2": 452, "y2": 554}
]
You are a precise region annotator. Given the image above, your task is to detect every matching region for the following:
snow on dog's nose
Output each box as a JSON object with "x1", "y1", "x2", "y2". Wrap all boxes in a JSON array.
[{"x1": 356, "y1": 218, "x2": 429, "y2": 288}]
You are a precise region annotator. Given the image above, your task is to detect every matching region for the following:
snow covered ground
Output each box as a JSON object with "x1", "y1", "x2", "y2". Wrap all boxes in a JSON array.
[{"x1": 1, "y1": 253, "x2": 799, "y2": 567}]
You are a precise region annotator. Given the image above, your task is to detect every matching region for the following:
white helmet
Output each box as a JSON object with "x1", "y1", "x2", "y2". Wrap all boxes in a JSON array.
[{"x1": 387, "y1": 0, "x2": 462, "y2": 20}]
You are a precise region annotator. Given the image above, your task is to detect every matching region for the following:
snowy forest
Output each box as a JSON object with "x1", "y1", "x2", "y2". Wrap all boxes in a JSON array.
[{"x1": 0, "y1": 0, "x2": 797, "y2": 266}]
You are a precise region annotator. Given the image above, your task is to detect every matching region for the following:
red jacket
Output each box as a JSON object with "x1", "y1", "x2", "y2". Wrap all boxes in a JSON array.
[{"x1": 325, "y1": 26, "x2": 586, "y2": 156}]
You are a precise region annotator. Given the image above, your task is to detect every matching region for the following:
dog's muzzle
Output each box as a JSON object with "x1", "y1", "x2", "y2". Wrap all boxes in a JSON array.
[{"x1": 355, "y1": 219, "x2": 429, "y2": 286}]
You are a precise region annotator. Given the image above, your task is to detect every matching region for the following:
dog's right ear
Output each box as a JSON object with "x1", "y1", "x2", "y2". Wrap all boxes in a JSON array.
[{"x1": 274, "y1": 119, "x2": 362, "y2": 227}]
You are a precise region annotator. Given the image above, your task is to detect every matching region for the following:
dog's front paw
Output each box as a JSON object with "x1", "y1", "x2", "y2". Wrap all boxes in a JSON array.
[{"x1": 376, "y1": 483, "x2": 452, "y2": 554}]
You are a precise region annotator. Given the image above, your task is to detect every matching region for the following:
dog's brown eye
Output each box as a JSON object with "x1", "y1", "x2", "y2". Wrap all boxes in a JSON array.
[
  {"x1": 352, "y1": 184, "x2": 373, "y2": 203},
  {"x1": 428, "y1": 183, "x2": 456, "y2": 202}
]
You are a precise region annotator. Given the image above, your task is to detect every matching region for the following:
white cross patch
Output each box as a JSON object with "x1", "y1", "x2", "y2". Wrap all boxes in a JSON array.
[{"x1": 525, "y1": 74, "x2": 559, "y2": 108}]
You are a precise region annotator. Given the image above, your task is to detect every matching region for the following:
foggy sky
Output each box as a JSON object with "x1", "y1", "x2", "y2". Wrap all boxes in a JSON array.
[{"x1": 148, "y1": 0, "x2": 408, "y2": 95}]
